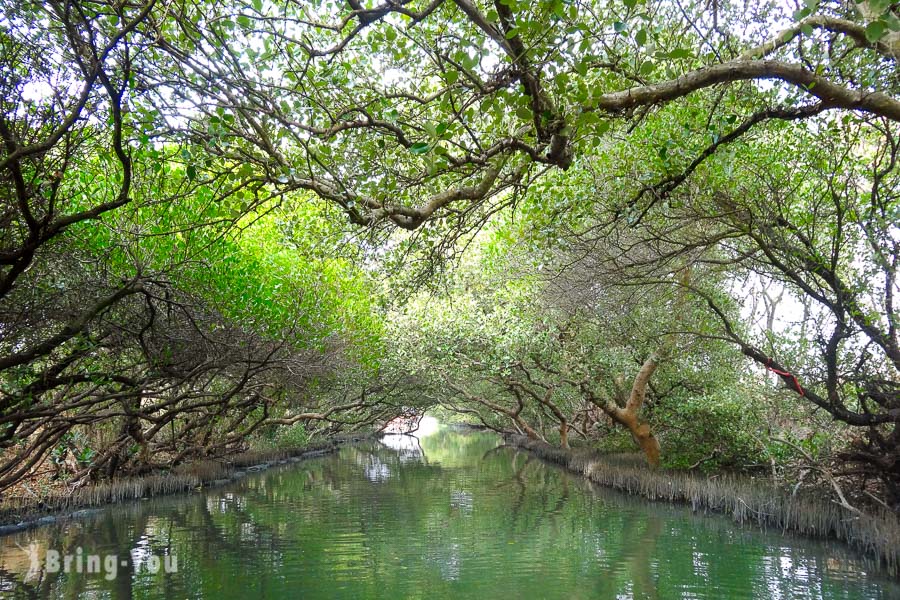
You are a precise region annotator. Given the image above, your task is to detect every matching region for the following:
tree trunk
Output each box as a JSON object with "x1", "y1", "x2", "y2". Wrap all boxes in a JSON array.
[
  {"x1": 614, "y1": 410, "x2": 660, "y2": 469},
  {"x1": 514, "y1": 415, "x2": 541, "y2": 440},
  {"x1": 596, "y1": 352, "x2": 664, "y2": 468},
  {"x1": 623, "y1": 354, "x2": 662, "y2": 468},
  {"x1": 631, "y1": 421, "x2": 661, "y2": 469}
]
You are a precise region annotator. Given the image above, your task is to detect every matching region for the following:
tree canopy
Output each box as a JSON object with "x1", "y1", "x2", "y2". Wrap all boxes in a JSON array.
[{"x1": 1, "y1": 0, "x2": 898, "y2": 509}]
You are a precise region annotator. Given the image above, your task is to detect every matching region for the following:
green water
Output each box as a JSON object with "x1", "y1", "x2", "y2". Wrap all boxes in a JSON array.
[{"x1": 0, "y1": 428, "x2": 897, "y2": 599}]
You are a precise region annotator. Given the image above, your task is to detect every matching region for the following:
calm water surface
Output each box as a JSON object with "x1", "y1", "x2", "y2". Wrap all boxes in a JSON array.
[{"x1": 0, "y1": 428, "x2": 897, "y2": 599}]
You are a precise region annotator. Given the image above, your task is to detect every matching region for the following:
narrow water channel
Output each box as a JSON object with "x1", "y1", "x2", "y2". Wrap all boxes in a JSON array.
[{"x1": 0, "y1": 427, "x2": 896, "y2": 599}]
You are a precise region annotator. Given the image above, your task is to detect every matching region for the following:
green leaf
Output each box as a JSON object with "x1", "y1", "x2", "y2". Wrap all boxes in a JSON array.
[
  {"x1": 574, "y1": 85, "x2": 589, "y2": 103},
  {"x1": 445, "y1": 70, "x2": 459, "y2": 84},
  {"x1": 553, "y1": 1, "x2": 566, "y2": 20},
  {"x1": 634, "y1": 28, "x2": 647, "y2": 46},
  {"x1": 668, "y1": 48, "x2": 693, "y2": 59},
  {"x1": 237, "y1": 14, "x2": 251, "y2": 29},
  {"x1": 186, "y1": 164, "x2": 197, "y2": 181},
  {"x1": 409, "y1": 142, "x2": 430, "y2": 155},
  {"x1": 865, "y1": 20, "x2": 887, "y2": 43},
  {"x1": 613, "y1": 21, "x2": 627, "y2": 33},
  {"x1": 886, "y1": 12, "x2": 900, "y2": 32},
  {"x1": 238, "y1": 163, "x2": 254, "y2": 178}
]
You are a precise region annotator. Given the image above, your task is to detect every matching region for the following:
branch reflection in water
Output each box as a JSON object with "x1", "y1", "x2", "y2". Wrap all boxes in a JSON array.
[{"x1": 0, "y1": 426, "x2": 896, "y2": 599}]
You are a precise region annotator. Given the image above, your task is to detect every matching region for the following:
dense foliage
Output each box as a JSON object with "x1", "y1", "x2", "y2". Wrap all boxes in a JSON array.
[{"x1": 0, "y1": 0, "x2": 897, "y2": 509}]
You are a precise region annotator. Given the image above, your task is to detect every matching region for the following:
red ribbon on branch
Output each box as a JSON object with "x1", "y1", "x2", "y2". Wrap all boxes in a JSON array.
[{"x1": 765, "y1": 359, "x2": 805, "y2": 397}]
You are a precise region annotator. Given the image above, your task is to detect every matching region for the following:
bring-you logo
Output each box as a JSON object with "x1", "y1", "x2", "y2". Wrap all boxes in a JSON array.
[{"x1": 14, "y1": 541, "x2": 177, "y2": 581}]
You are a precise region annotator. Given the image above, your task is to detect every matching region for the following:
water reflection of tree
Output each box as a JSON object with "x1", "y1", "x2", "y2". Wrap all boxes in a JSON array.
[
  {"x1": 0, "y1": 430, "x2": 895, "y2": 598},
  {"x1": 0, "y1": 509, "x2": 154, "y2": 598}
]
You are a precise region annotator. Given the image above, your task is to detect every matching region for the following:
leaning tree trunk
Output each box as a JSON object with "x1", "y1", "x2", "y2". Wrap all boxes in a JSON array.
[
  {"x1": 618, "y1": 412, "x2": 661, "y2": 469},
  {"x1": 512, "y1": 414, "x2": 541, "y2": 440},
  {"x1": 599, "y1": 351, "x2": 664, "y2": 468}
]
